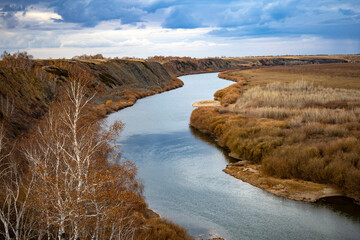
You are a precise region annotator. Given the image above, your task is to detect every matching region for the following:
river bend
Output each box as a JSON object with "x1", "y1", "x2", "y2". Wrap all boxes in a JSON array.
[{"x1": 107, "y1": 73, "x2": 360, "y2": 240}]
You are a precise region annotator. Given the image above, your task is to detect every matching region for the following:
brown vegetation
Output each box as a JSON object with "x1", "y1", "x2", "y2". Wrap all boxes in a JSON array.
[
  {"x1": 1, "y1": 51, "x2": 34, "y2": 71},
  {"x1": 214, "y1": 81, "x2": 245, "y2": 106},
  {"x1": 0, "y1": 59, "x2": 191, "y2": 239},
  {"x1": 72, "y1": 53, "x2": 105, "y2": 60},
  {"x1": 219, "y1": 63, "x2": 360, "y2": 89},
  {"x1": 0, "y1": 51, "x2": 185, "y2": 138},
  {"x1": 191, "y1": 64, "x2": 360, "y2": 200},
  {"x1": 224, "y1": 164, "x2": 341, "y2": 202}
]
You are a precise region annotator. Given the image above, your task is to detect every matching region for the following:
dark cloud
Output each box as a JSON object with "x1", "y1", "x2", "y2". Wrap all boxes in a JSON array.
[
  {"x1": 52, "y1": 1, "x2": 144, "y2": 27},
  {"x1": 339, "y1": 8, "x2": 356, "y2": 16},
  {"x1": 163, "y1": 6, "x2": 203, "y2": 29},
  {"x1": 0, "y1": 0, "x2": 359, "y2": 41},
  {"x1": 1, "y1": 12, "x2": 19, "y2": 29},
  {"x1": 210, "y1": 21, "x2": 360, "y2": 40},
  {"x1": 162, "y1": 0, "x2": 301, "y2": 29},
  {"x1": 0, "y1": 0, "x2": 153, "y2": 27}
]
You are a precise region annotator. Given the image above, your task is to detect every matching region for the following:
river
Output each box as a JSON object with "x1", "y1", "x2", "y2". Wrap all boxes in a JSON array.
[{"x1": 106, "y1": 73, "x2": 360, "y2": 240}]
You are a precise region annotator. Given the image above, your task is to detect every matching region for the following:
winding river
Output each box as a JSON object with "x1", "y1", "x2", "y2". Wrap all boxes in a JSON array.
[{"x1": 107, "y1": 73, "x2": 360, "y2": 240}]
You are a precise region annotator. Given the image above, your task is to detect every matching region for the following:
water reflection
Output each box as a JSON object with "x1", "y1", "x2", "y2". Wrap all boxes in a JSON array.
[
  {"x1": 189, "y1": 127, "x2": 237, "y2": 164},
  {"x1": 107, "y1": 73, "x2": 360, "y2": 240},
  {"x1": 315, "y1": 197, "x2": 360, "y2": 222}
]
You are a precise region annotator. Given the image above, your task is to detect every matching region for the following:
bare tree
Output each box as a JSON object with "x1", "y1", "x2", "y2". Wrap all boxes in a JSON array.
[
  {"x1": 0, "y1": 97, "x2": 38, "y2": 240},
  {"x1": 1, "y1": 51, "x2": 34, "y2": 70},
  {"x1": 24, "y1": 69, "x2": 144, "y2": 239}
]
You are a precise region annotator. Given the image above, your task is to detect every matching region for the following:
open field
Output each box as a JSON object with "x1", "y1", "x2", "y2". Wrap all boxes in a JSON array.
[
  {"x1": 219, "y1": 63, "x2": 360, "y2": 89},
  {"x1": 191, "y1": 62, "x2": 360, "y2": 201}
]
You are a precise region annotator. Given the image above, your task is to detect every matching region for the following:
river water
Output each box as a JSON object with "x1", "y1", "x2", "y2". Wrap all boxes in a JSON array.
[{"x1": 107, "y1": 73, "x2": 360, "y2": 240}]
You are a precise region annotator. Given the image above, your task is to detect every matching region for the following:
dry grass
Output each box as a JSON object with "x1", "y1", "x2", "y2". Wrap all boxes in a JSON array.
[
  {"x1": 236, "y1": 81, "x2": 360, "y2": 109},
  {"x1": 191, "y1": 106, "x2": 360, "y2": 196},
  {"x1": 220, "y1": 63, "x2": 360, "y2": 89},
  {"x1": 191, "y1": 107, "x2": 286, "y2": 163},
  {"x1": 139, "y1": 218, "x2": 193, "y2": 240},
  {"x1": 214, "y1": 81, "x2": 245, "y2": 105},
  {"x1": 263, "y1": 138, "x2": 360, "y2": 194},
  {"x1": 234, "y1": 81, "x2": 360, "y2": 124},
  {"x1": 191, "y1": 64, "x2": 360, "y2": 197}
]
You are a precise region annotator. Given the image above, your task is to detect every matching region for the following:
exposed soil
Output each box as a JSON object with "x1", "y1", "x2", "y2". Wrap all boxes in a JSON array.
[
  {"x1": 191, "y1": 61, "x2": 360, "y2": 203},
  {"x1": 192, "y1": 100, "x2": 221, "y2": 107},
  {"x1": 224, "y1": 163, "x2": 342, "y2": 202}
]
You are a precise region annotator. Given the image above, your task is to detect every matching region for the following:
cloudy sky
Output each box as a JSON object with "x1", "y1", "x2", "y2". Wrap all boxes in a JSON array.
[{"x1": 0, "y1": 0, "x2": 359, "y2": 59}]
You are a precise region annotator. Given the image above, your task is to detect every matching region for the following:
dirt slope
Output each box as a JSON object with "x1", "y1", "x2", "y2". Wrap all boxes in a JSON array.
[{"x1": 0, "y1": 58, "x2": 183, "y2": 138}]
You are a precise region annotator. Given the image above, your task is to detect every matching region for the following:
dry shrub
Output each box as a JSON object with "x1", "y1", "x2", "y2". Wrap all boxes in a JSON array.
[
  {"x1": 263, "y1": 138, "x2": 360, "y2": 193},
  {"x1": 72, "y1": 53, "x2": 105, "y2": 60},
  {"x1": 195, "y1": 72, "x2": 360, "y2": 197},
  {"x1": 218, "y1": 70, "x2": 248, "y2": 82},
  {"x1": 214, "y1": 82, "x2": 244, "y2": 105},
  {"x1": 323, "y1": 125, "x2": 349, "y2": 137},
  {"x1": 300, "y1": 108, "x2": 357, "y2": 124},
  {"x1": 236, "y1": 107, "x2": 297, "y2": 119},
  {"x1": 191, "y1": 107, "x2": 285, "y2": 162},
  {"x1": 300, "y1": 123, "x2": 325, "y2": 137},
  {"x1": 226, "y1": 136, "x2": 283, "y2": 163},
  {"x1": 138, "y1": 219, "x2": 193, "y2": 240},
  {"x1": 236, "y1": 107, "x2": 358, "y2": 124},
  {"x1": 1, "y1": 51, "x2": 34, "y2": 70},
  {"x1": 322, "y1": 137, "x2": 358, "y2": 155},
  {"x1": 237, "y1": 81, "x2": 360, "y2": 109},
  {"x1": 233, "y1": 81, "x2": 360, "y2": 127},
  {"x1": 263, "y1": 144, "x2": 321, "y2": 180},
  {"x1": 192, "y1": 94, "x2": 360, "y2": 195},
  {"x1": 190, "y1": 107, "x2": 229, "y2": 135}
]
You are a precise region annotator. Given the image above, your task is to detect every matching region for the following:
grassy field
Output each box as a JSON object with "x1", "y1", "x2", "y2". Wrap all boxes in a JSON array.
[
  {"x1": 219, "y1": 63, "x2": 360, "y2": 89},
  {"x1": 191, "y1": 63, "x2": 360, "y2": 199}
]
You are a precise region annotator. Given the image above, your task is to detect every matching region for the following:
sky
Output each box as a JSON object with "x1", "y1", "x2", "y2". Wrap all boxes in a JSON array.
[{"x1": 0, "y1": 0, "x2": 359, "y2": 59}]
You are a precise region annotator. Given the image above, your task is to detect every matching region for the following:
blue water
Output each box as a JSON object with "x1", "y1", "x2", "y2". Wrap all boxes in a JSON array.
[{"x1": 107, "y1": 73, "x2": 360, "y2": 240}]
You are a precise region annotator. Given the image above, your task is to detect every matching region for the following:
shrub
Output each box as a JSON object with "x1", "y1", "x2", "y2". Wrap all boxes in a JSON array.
[
  {"x1": 236, "y1": 81, "x2": 360, "y2": 109},
  {"x1": 1, "y1": 51, "x2": 34, "y2": 70},
  {"x1": 72, "y1": 53, "x2": 105, "y2": 60},
  {"x1": 214, "y1": 82, "x2": 244, "y2": 105},
  {"x1": 192, "y1": 80, "x2": 360, "y2": 196},
  {"x1": 263, "y1": 144, "x2": 321, "y2": 179},
  {"x1": 263, "y1": 139, "x2": 360, "y2": 193}
]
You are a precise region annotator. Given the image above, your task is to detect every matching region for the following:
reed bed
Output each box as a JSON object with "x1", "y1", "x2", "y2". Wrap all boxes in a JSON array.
[
  {"x1": 191, "y1": 80, "x2": 360, "y2": 196},
  {"x1": 236, "y1": 81, "x2": 360, "y2": 109}
]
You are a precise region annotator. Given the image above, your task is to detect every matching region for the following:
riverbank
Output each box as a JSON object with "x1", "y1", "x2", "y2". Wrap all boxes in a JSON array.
[
  {"x1": 224, "y1": 162, "x2": 342, "y2": 202},
  {"x1": 110, "y1": 72, "x2": 360, "y2": 239},
  {"x1": 190, "y1": 62, "x2": 360, "y2": 203},
  {"x1": 2, "y1": 54, "x2": 360, "y2": 239}
]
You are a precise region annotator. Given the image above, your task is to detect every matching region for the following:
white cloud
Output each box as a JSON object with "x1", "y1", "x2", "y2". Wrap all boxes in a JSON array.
[
  {"x1": 22, "y1": 32, "x2": 359, "y2": 59},
  {"x1": 14, "y1": 7, "x2": 62, "y2": 24},
  {"x1": 1, "y1": 6, "x2": 359, "y2": 59}
]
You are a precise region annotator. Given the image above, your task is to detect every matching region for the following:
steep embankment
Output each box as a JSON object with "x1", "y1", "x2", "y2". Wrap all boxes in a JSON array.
[
  {"x1": 0, "y1": 58, "x2": 193, "y2": 240},
  {"x1": 37, "y1": 59, "x2": 184, "y2": 106},
  {"x1": 0, "y1": 66, "x2": 53, "y2": 137},
  {"x1": 162, "y1": 58, "x2": 253, "y2": 76},
  {"x1": 159, "y1": 55, "x2": 352, "y2": 77},
  {"x1": 0, "y1": 59, "x2": 183, "y2": 138}
]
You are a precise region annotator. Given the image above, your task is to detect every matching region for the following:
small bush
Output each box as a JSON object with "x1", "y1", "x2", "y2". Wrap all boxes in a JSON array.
[
  {"x1": 263, "y1": 139, "x2": 360, "y2": 193},
  {"x1": 1, "y1": 51, "x2": 34, "y2": 70},
  {"x1": 214, "y1": 82, "x2": 244, "y2": 105}
]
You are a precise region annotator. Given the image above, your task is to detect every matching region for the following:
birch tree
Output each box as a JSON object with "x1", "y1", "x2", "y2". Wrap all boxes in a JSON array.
[
  {"x1": 0, "y1": 97, "x2": 38, "y2": 240},
  {"x1": 24, "y1": 68, "x2": 144, "y2": 239}
]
